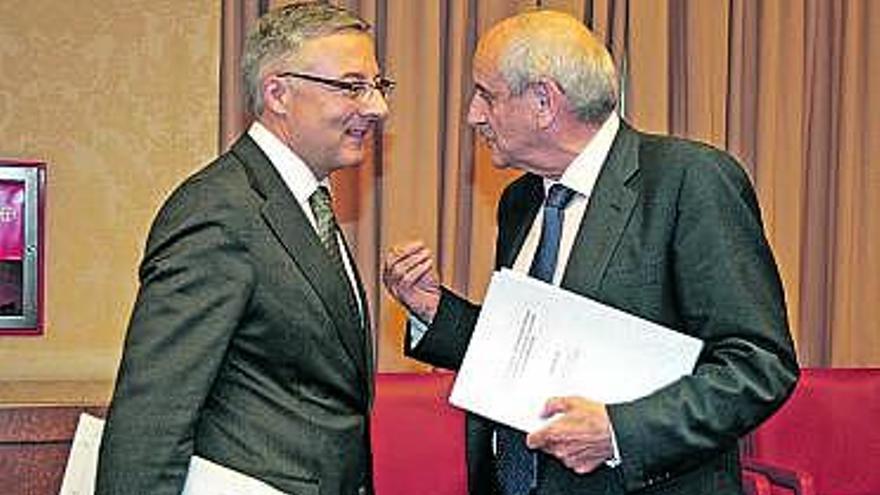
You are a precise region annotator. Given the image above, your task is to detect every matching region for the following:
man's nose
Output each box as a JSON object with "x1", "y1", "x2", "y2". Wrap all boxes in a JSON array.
[
  {"x1": 361, "y1": 88, "x2": 389, "y2": 120},
  {"x1": 466, "y1": 95, "x2": 484, "y2": 127}
]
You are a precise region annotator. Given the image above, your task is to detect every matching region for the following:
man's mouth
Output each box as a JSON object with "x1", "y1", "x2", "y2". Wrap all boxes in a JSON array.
[{"x1": 345, "y1": 126, "x2": 371, "y2": 139}]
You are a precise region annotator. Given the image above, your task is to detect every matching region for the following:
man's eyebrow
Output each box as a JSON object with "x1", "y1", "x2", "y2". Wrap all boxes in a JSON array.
[
  {"x1": 339, "y1": 71, "x2": 373, "y2": 80},
  {"x1": 474, "y1": 83, "x2": 495, "y2": 101}
]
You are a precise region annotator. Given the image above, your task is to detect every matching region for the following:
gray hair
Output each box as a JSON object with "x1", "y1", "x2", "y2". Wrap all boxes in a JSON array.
[
  {"x1": 494, "y1": 10, "x2": 618, "y2": 124},
  {"x1": 242, "y1": 1, "x2": 370, "y2": 115}
]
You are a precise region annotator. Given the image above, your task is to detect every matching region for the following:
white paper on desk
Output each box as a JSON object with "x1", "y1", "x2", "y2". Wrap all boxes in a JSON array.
[
  {"x1": 449, "y1": 269, "x2": 703, "y2": 433},
  {"x1": 59, "y1": 413, "x2": 104, "y2": 495},
  {"x1": 56, "y1": 413, "x2": 284, "y2": 495}
]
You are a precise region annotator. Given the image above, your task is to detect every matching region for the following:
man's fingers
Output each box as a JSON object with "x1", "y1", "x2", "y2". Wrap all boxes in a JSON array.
[
  {"x1": 400, "y1": 256, "x2": 435, "y2": 287},
  {"x1": 566, "y1": 448, "x2": 603, "y2": 471},
  {"x1": 386, "y1": 241, "x2": 428, "y2": 264},
  {"x1": 385, "y1": 243, "x2": 430, "y2": 273},
  {"x1": 540, "y1": 396, "x2": 573, "y2": 418},
  {"x1": 386, "y1": 254, "x2": 432, "y2": 292},
  {"x1": 527, "y1": 399, "x2": 571, "y2": 449},
  {"x1": 383, "y1": 242, "x2": 430, "y2": 286},
  {"x1": 562, "y1": 454, "x2": 602, "y2": 474},
  {"x1": 526, "y1": 420, "x2": 575, "y2": 453},
  {"x1": 412, "y1": 262, "x2": 440, "y2": 290},
  {"x1": 526, "y1": 422, "x2": 559, "y2": 449}
]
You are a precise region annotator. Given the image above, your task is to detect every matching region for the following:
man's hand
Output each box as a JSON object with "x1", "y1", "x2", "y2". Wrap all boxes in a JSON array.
[
  {"x1": 382, "y1": 241, "x2": 441, "y2": 323},
  {"x1": 526, "y1": 396, "x2": 614, "y2": 474}
]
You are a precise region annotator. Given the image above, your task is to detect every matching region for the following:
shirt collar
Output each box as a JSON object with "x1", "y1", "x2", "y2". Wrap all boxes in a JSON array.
[
  {"x1": 247, "y1": 121, "x2": 330, "y2": 202},
  {"x1": 544, "y1": 111, "x2": 620, "y2": 199}
]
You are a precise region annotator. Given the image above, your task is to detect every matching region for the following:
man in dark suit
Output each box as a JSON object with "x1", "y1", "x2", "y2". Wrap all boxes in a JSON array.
[
  {"x1": 383, "y1": 10, "x2": 798, "y2": 495},
  {"x1": 96, "y1": 3, "x2": 391, "y2": 494}
]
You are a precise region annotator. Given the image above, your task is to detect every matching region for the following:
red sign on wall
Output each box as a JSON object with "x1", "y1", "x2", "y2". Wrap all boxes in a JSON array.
[
  {"x1": 0, "y1": 180, "x2": 24, "y2": 261},
  {"x1": 0, "y1": 159, "x2": 45, "y2": 335}
]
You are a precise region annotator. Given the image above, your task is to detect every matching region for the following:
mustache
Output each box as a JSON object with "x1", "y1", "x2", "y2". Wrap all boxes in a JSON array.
[{"x1": 474, "y1": 124, "x2": 495, "y2": 140}]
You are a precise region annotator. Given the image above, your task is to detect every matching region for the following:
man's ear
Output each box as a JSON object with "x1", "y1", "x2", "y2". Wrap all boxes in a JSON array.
[
  {"x1": 531, "y1": 78, "x2": 562, "y2": 129},
  {"x1": 262, "y1": 76, "x2": 290, "y2": 115}
]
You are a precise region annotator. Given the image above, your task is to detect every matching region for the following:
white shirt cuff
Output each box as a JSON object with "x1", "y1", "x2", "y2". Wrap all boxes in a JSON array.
[
  {"x1": 408, "y1": 314, "x2": 430, "y2": 350},
  {"x1": 605, "y1": 421, "x2": 622, "y2": 467}
]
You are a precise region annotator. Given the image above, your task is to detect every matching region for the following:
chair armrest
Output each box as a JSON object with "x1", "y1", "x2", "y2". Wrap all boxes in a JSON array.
[
  {"x1": 742, "y1": 458, "x2": 816, "y2": 495},
  {"x1": 741, "y1": 468, "x2": 773, "y2": 495}
]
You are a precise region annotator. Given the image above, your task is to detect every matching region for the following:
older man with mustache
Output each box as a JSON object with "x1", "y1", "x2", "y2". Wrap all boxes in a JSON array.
[{"x1": 384, "y1": 10, "x2": 797, "y2": 495}]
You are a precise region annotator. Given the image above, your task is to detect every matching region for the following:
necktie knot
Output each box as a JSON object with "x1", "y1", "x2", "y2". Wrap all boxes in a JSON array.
[
  {"x1": 545, "y1": 184, "x2": 576, "y2": 209},
  {"x1": 309, "y1": 186, "x2": 334, "y2": 220}
]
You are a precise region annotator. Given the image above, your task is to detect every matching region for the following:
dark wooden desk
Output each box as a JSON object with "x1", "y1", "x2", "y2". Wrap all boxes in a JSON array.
[{"x1": 0, "y1": 405, "x2": 105, "y2": 495}]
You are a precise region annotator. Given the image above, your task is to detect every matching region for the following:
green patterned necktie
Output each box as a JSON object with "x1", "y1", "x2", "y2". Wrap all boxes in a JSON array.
[
  {"x1": 308, "y1": 186, "x2": 344, "y2": 270},
  {"x1": 308, "y1": 186, "x2": 366, "y2": 332}
]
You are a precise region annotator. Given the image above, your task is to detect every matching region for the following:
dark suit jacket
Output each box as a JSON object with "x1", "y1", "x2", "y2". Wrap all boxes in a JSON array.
[
  {"x1": 408, "y1": 122, "x2": 799, "y2": 495},
  {"x1": 97, "y1": 135, "x2": 374, "y2": 495}
]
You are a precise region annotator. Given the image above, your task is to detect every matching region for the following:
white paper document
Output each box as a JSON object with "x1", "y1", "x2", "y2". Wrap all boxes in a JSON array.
[
  {"x1": 181, "y1": 456, "x2": 287, "y2": 495},
  {"x1": 449, "y1": 269, "x2": 703, "y2": 433},
  {"x1": 58, "y1": 413, "x2": 284, "y2": 495},
  {"x1": 59, "y1": 413, "x2": 105, "y2": 495}
]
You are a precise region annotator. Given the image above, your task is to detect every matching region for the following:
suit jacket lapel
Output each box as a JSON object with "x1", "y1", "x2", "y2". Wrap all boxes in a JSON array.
[
  {"x1": 230, "y1": 136, "x2": 369, "y2": 384},
  {"x1": 561, "y1": 123, "x2": 640, "y2": 296},
  {"x1": 339, "y1": 234, "x2": 375, "y2": 400},
  {"x1": 496, "y1": 174, "x2": 544, "y2": 269}
]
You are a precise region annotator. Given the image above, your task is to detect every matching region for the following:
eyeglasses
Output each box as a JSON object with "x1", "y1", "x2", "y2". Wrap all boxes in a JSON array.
[{"x1": 278, "y1": 72, "x2": 395, "y2": 100}]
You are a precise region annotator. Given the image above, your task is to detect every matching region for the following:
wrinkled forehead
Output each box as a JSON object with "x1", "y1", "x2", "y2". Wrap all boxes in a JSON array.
[{"x1": 472, "y1": 27, "x2": 509, "y2": 80}]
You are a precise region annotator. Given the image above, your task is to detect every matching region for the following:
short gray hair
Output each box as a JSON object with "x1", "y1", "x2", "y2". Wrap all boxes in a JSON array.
[
  {"x1": 493, "y1": 10, "x2": 618, "y2": 124},
  {"x1": 242, "y1": 1, "x2": 370, "y2": 115}
]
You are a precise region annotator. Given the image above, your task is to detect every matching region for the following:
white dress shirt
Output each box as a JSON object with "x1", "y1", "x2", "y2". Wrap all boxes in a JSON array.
[
  {"x1": 511, "y1": 112, "x2": 620, "y2": 280},
  {"x1": 248, "y1": 122, "x2": 364, "y2": 323}
]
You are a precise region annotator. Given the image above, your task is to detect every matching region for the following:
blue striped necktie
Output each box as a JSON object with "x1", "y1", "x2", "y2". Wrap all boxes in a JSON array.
[{"x1": 496, "y1": 183, "x2": 577, "y2": 495}]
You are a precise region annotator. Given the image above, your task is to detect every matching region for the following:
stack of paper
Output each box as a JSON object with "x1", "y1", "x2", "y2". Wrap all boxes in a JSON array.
[{"x1": 450, "y1": 269, "x2": 703, "y2": 433}]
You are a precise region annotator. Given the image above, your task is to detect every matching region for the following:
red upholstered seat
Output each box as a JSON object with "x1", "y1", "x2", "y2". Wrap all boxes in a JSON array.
[
  {"x1": 371, "y1": 372, "x2": 467, "y2": 495},
  {"x1": 743, "y1": 368, "x2": 880, "y2": 495},
  {"x1": 371, "y1": 371, "x2": 777, "y2": 495}
]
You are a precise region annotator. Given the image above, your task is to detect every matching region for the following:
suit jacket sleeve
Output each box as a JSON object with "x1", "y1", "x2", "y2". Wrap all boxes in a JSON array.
[
  {"x1": 606, "y1": 148, "x2": 798, "y2": 491},
  {"x1": 96, "y1": 181, "x2": 256, "y2": 495},
  {"x1": 405, "y1": 287, "x2": 480, "y2": 370}
]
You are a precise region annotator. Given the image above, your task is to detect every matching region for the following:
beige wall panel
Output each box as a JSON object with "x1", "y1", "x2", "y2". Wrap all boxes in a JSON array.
[
  {"x1": 0, "y1": 0, "x2": 220, "y2": 402},
  {"x1": 476, "y1": 0, "x2": 525, "y2": 35},
  {"x1": 831, "y1": 0, "x2": 880, "y2": 365},
  {"x1": 753, "y1": 0, "x2": 805, "y2": 342},
  {"x1": 683, "y1": 0, "x2": 729, "y2": 147},
  {"x1": 542, "y1": 0, "x2": 587, "y2": 20},
  {"x1": 439, "y1": 0, "x2": 480, "y2": 297},
  {"x1": 626, "y1": 0, "x2": 669, "y2": 133},
  {"x1": 379, "y1": 0, "x2": 444, "y2": 370}
]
